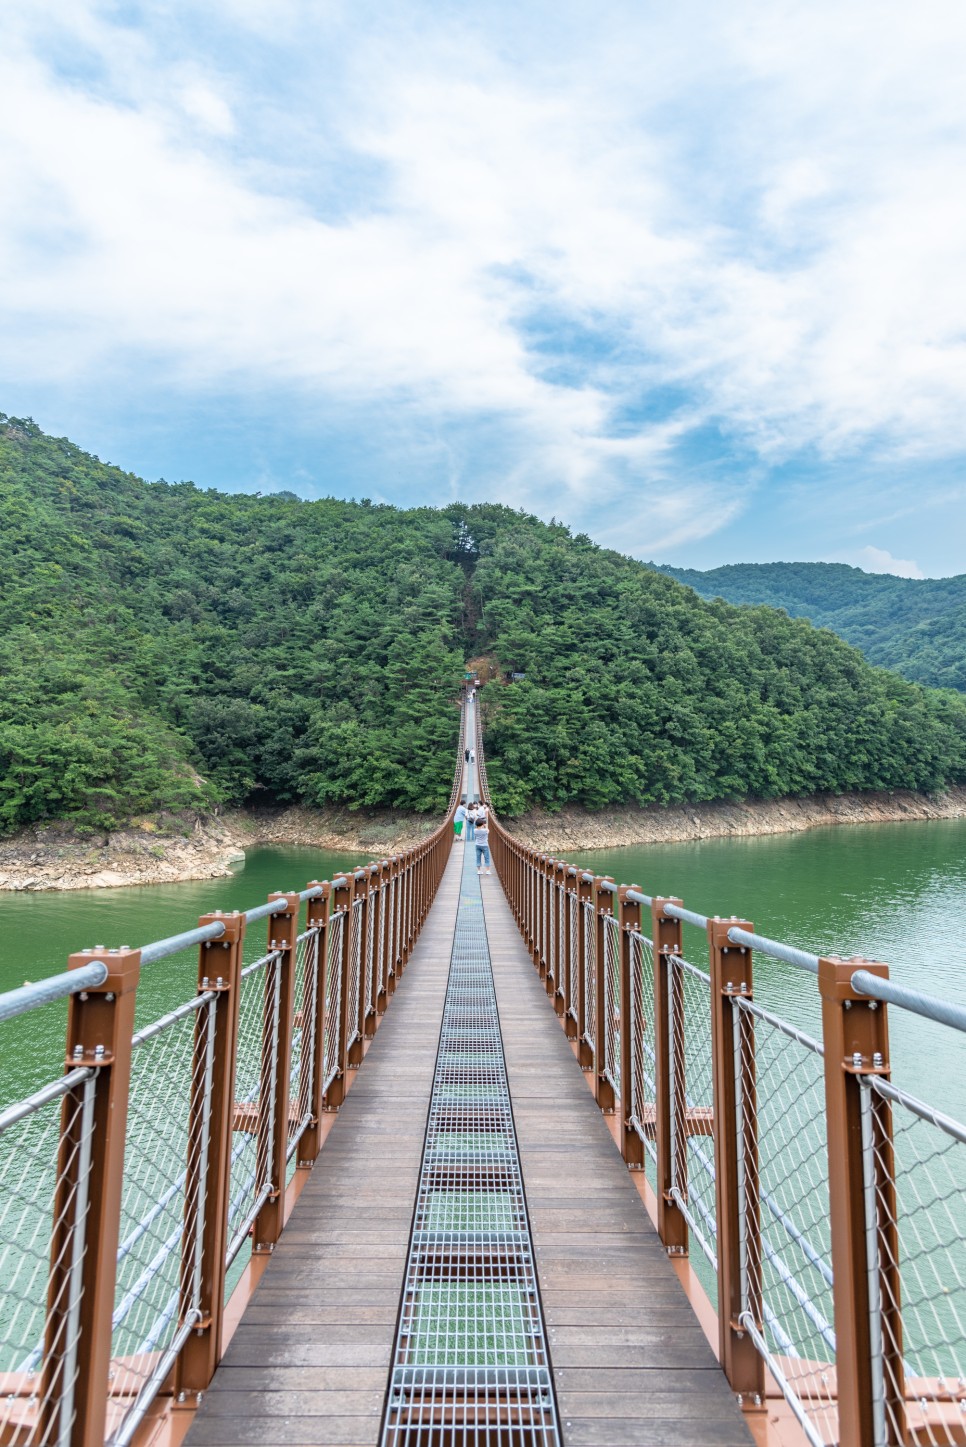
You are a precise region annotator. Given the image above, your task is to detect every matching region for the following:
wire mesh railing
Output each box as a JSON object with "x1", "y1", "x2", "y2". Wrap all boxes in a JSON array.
[
  {"x1": 479, "y1": 762, "x2": 966, "y2": 1447},
  {"x1": 0, "y1": 701, "x2": 465, "y2": 1447},
  {"x1": 0, "y1": 1068, "x2": 96, "y2": 1447}
]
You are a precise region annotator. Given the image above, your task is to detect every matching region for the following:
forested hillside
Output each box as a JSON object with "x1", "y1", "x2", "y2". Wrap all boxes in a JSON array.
[
  {"x1": 659, "y1": 562, "x2": 966, "y2": 692},
  {"x1": 2, "y1": 415, "x2": 966, "y2": 830}
]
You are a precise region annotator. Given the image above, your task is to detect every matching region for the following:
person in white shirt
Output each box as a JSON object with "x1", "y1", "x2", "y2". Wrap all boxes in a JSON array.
[
  {"x1": 474, "y1": 810, "x2": 491, "y2": 874},
  {"x1": 465, "y1": 803, "x2": 477, "y2": 840},
  {"x1": 454, "y1": 803, "x2": 467, "y2": 838}
]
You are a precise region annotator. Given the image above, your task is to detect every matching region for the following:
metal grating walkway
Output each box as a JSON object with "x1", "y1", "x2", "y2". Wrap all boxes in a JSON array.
[{"x1": 380, "y1": 842, "x2": 563, "y2": 1447}]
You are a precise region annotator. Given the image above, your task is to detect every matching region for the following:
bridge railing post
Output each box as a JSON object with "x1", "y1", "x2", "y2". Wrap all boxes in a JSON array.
[
  {"x1": 819, "y1": 956, "x2": 905, "y2": 1447},
  {"x1": 576, "y1": 872, "x2": 594, "y2": 1069},
  {"x1": 525, "y1": 850, "x2": 537, "y2": 965},
  {"x1": 400, "y1": 850, "x2": 413, "y2": 970},
  {"x1": 552, "y1": 862, "x2": 566, "y2": 1015},
  {"x1": 593, "y1": 878, "x2": 616, "y2": 1113},
  {"x1": 544, "y1": 856, "x2": 554, "y2": 986},
  {"x1": 708, "y1": 917, "x2": 764, "y2": 1406},
  {"x1": 40, "y1": 947, "x2": 141, "y2": 1447},
  {"x1": 175, "y1": 910, "x2": 246, "y2": 1399},
  {"x1": 543, "y1": 858, "x2": 556, "y2": 1001},
  {"x1": 651, "y1": 898, "x2": 689, "y2": 1256},
  {"x1": 385, "y1": 857, "x2": 399, "y2": 998},
  {"x1": 347, "y1": 872, "x2": 367, "y2": 1067},
  {"x1": 376, "y1": 862, "x2": 391, "y2": 1014},
  {"x1": 299, "y1": 884, "x2": 331, "y2": 1163},
  {"x1": 618, "y1": 886, "x2": 644, "y2": 1168},
  {"x1": 253, "y1": 892, "x2": 301, "y2": 1254},
  {"x1": 563, "y1": 868, "x2": 578, "y2": 1040},
  {"x1": 359, "y1": 867, "x2": 378, "y2": 1042},
  {"x1": 323, "y1": 872, "x2": 354, "y2": 1110}
]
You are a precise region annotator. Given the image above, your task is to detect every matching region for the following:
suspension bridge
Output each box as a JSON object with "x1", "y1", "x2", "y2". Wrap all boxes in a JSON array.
[{"x1": 2, "y1": 693, "x2": 965, "y2": 1447}]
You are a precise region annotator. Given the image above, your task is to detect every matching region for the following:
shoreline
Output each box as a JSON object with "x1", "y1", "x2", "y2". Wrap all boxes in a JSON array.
[
  {"x1": 503, "y1": 786, "x2": 966, "y2": 853},
  {"x1": 0, "y1": 806, "x2": 438, "y2": 893},
  {"x1": 1, "y1": 787, "x2": 965, "y2": 893}
]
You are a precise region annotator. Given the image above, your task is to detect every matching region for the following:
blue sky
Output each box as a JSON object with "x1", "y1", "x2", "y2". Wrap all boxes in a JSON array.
[{"x1": 2, "y1": 1, "x2": 966, "y2": 578}]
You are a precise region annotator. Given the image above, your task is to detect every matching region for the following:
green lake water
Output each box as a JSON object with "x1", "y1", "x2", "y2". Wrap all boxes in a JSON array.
[
  {"x1": 3, "y1": 820, "x2": 965, "y2": 1116},
  {"x1": 0, "y1": 845, "x2": 365, "y2": 1101},
  {"x1": 569, "y1": 816, "x2": 966, "y2": 1124}
]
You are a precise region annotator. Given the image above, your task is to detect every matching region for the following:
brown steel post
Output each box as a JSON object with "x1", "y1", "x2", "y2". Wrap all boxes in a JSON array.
[
  {"x1": 618, "y1": 886, "x2": 645, "y2": 1168},
  {"x1": 708, "y1": 917, "x2": 764, "y2": 1405},
  {"x1": 364, "y1": 865, "x2": 380, "y2": 1033},
  {"x1": 533, "y1": 855, "x2": 544, "y2": 975},
  {"x1": 176, "y1": 911, "x2": 246, "y2": 1399},
  {"x1": 651, "y1": 898, "x2": 688, "y2": 1255},
  {"x1": 377, "y1": 861, "x2": 392, "y2": 1013},
  {"x1": 542, "y1": 856, "x2": 553, "y2": 984},
  {"x1": 298, "y1": 884, "x2": 331, "y2": 1164},
  {"x1": 544, "y1": 859, "x2": 556, "y2": 999},
  {"x1": 819, "y1": 956, "x2": 905, "y2": 1447},
  {"x1": 347, "y1": 871, "x2": 368, "y2": 1066},
  {"x1": 41, "y1": 947, "x2": 141, "y2": 1447},
  {"x1": 551, "y1": 862, "x2": 566, "y2": 1014},
  {"x1": 563, "y1": 869, "x2": 577, "y2": 1040},
  {"x1": 323, "y1": 873, "x2": 354, "y2": 1109},
  {"x1": 594, "y1": 878, "x2": 616, "y2": 1112},
  {"x1": 533, "y1": 851, "x2": 540, "y2": 963},
  {"x1": 529, "y1": 851, "x2": 539, "y2": 966},
  {"x1": 253, "y1": 892, "x2": 301, "y2": 1252},
  {"x1": 576, "y1": 871, "x2": 594, "y2": 1069},
  {"x1": 399, "y1": 851, "x2": 412, "y2": 970},
  {"x1": 385, "y1": 856, "x2": 399, "y2": 998}
]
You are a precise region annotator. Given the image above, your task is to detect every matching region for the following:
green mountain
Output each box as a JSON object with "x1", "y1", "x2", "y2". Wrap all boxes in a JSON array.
[
  {"x1": 2, "y1": 415, "x2": 965, "y2": 830},
  {"x1": 658, "y1": 562, "x2": 966, "y2": 692}
]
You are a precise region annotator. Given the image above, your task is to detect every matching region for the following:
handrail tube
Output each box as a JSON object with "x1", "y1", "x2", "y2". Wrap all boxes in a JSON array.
[
  {"x1": 0, "y1": 963, "x2": 109, "y2": 1024},
  {"x1": 727, "y1": 927, "x2": 819, "y2": 975},
  {"x1": 242, "y1": 898, "x2": 290, "y2": 926},
  {"x1": 625, "y1": 887, "x2": 653, "y2": 907},
  {"x1": 140, "y1": 921, "x2": 226, "y2": 964},
  {"x1": 852, "y1": 969, "x2": 966, "y2": 1035},
  {"x1": 299, "y1": 884, "x2": 324, "y2": 900},
  {"x1": 0, "y1": 1065, "x2": 95, "y2": 1135},
  {"x1": 662, "y1": 902, "x2": 709, "y2": 929}
]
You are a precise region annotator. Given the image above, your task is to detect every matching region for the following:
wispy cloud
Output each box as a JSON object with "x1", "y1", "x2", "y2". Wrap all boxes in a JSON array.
[
  {"x1": 850, "y1": 547, "x2": 924, "y2": 581},
  {"x1": 2, "y1": 0, "x2": 966, "y2": 571}
]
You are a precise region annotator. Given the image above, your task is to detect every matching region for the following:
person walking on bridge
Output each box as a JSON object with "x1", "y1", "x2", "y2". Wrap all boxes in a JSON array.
[
  {"x1": 465, "y1": 803, "x2": 477, "y2": 841},
  {"x1": 454, "y1": 802, "x2": 467, "y2": 838},
  {"x1": 474, "y1": 809, "x2": 491, "y2": 875}
]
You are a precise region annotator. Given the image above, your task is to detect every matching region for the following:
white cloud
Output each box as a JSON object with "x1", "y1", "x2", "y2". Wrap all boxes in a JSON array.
[
  {"x1": 2, "y1": 0, "x2": 966, "y2": 561},
  {"x1": 851, "y1": 547, "x2": 924, "y2": 580}
]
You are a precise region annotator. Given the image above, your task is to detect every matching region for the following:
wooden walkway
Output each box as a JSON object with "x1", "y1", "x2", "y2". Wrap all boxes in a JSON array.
[{"x1": 185, "y1": 842, "x2": 753, "y2": 1447}]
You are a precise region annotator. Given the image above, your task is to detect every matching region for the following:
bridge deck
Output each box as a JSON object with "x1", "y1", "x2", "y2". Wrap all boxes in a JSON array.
[{"x1": 185, "y1": 842, "x2": 752, "y2": 1447}]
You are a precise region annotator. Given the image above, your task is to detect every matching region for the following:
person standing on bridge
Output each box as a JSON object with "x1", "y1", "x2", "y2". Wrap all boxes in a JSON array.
[
  {"x1": 454, "y1": 802, "x2": 467, "y2": 838},
  {"x1": 474, "y1": 809, "x2": 491, "y2": 875},
  {"x1": 465, "y1": 803, "x2": 476, "y2": 841}
]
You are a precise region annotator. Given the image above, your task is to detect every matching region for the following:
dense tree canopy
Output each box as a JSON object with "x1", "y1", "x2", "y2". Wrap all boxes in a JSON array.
[
  {"x1": 2, "y1": 416, "x2": 965, "y2": 830},
  {"x1": 660, "y1": 561, "x2": 966, "y2": 693}
]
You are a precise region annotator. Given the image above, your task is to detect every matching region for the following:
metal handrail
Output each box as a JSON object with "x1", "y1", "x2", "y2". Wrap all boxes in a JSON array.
[
  {"x1": 0, "y1": 961, "x2": 109, "y2": 1024},
  {"x1": 853, "y1": 970, "x2": 966, "y2": 1034}
]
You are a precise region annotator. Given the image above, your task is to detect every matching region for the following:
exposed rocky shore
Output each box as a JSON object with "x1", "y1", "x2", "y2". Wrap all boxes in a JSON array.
[
  {"x1": 2, "y1": 788, "x2": 965, "y2": 892},
  {"x1": 504, "y1": 785, "x2": 966, "y2": 853},
  {"x1": 0, "y1": 807, "x2": 437, "y2": 892}
]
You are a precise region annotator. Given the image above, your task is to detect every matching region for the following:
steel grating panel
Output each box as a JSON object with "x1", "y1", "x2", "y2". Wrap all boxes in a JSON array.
[{"x1": 381, "y1": 844, "x2": 563, "y2": 1447}]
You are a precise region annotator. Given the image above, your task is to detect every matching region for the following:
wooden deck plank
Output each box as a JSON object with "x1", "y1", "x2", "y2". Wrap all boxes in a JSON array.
[{"x1": 480, "y1": 874, "x2": 754, "y2": 1447}]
